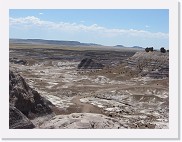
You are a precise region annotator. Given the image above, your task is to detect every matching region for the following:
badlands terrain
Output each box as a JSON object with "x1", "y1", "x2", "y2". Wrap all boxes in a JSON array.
[{"x1": 9, "y1": 41, "x2": 169, "y2": 129}]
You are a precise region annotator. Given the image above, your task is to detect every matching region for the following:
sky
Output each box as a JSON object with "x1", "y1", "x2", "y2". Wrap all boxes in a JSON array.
[{"x1": 9, "y1": 9, "x2": 169, "y2": 48}]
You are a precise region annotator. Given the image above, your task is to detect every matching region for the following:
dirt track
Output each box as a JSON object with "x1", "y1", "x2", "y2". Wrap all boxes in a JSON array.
[{"x1": 71, "y1": 96, "x2": 103, "y2": 114}]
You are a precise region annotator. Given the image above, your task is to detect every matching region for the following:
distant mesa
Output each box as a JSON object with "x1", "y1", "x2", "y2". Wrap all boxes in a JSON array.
[
  {"x1": 114, "y1": 45, "x2": 125, "y2": 47},
  {"x1": 9, "y1": 39, "x2": 102, "y2": 46},
  {"x1": 78, "y1": 58, "x2": 104, "y2": 69},
  {"x1": 114, "y1": 45, "x2": 143, "y2": 49},
  {"x1": 132, "y1": 46, "x2": 143, "y2": 49}
]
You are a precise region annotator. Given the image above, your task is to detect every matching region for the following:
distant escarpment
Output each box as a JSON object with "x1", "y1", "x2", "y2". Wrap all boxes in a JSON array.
[
  {"x1": 78, "y1": 58, "x2": 104, "y2": 69},
  {"x1": 9, "y1": 39, "x2": 102, "y2": 46},
  {"x1": 114, "y1": 45, "x2": 125, "y2": 47},
  {"x1": 9, "y1": 70, "x2": 53, "y2": 129}
]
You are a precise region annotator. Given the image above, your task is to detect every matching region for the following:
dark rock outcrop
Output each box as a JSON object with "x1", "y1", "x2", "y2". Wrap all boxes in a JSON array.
[
  {"x1": 78, "y1": 58, "x2": 104, "y2": 69},
  {"x1": 9, "y1": 106, "x2": 35, "y2": 129},
  {"x1": 9, "y1": 58, "x2": 27, "y2": 65},
  {"x1": 9, "y1": 70, "x2": 52, "y2": 118}
]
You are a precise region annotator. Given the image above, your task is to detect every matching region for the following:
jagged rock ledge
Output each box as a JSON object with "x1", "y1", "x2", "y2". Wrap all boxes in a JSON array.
[
  {"x1": 9, "y1": 70, "x2": 53, "y2": 129},
  {"x1": 9, "y1": 106, "x2": 35, "y2": 129}
]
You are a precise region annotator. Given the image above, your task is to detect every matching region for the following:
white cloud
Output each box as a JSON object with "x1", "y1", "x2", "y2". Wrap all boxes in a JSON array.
[
  {"x1": 9, "y1": 16, "x2": 168, "y2": 39},
  {"x1": 145, "y1": 25, "x2": 150, "y2": 28},
  {"x1": 39, "y1": 13, "x2": 43, "y2": 15}
]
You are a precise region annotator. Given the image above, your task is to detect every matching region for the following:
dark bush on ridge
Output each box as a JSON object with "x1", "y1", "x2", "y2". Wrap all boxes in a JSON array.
[
  {"x1": 145, "y1": 47, "x2": 153, "y2": 52},
  {"x1": 160, "y1": 47, "x2": 166, "y2": 53}
]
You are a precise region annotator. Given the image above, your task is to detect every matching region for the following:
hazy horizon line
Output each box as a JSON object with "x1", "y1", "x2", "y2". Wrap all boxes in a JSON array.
[{"x1": 9, "y1": 38, "x2": 169, "y2": 49}]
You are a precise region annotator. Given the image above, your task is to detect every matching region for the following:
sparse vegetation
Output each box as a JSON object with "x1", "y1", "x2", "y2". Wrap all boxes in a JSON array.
[
  {"x1": 160, "y1": 47, "x2": 166, "y2": 53},
  {"x1": 145, "y1": 47, "x2": 153, "y2": 52}
]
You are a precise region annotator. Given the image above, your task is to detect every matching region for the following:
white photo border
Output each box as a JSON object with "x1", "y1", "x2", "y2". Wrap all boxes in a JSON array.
[{"x1": 0, "y1": 0, "x2": 179, "y2": 139}]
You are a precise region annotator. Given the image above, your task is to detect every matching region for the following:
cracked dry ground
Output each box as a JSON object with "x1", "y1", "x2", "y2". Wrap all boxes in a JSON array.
[{"x1": 10, "y1": 48, "x2": 169, "y2": 129}]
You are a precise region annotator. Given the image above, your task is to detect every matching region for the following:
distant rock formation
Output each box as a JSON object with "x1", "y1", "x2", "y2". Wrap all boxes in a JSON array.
[
  {"x1": 132, "y1": 46, "x2": 143, "y2": 49},
  {"x1": 114, "y1": 45, "x2": 125, "y2": 47},
  {"x1": 9, "y1": 106, "x2": 35, "y2": 129},
  {"x1": 78, "y1": 58, "x2": 104, "y2": 69},
  {"x1": 124, "y1": 52, "x2": 169, "y2": 78},
  {"x1": 9, "y1": 70, "x2": 53, "y2": 128},
  {"x1": 9, "y1": 39, "x2": 102, "y2": 46}
]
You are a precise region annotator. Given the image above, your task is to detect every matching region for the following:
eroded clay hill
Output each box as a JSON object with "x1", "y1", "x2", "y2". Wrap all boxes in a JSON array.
[
  {"x1": 78, "y1": 58, "x2": 104, "y2": 69},
  {"x1": 9, "y1": 47, "x2": 169, "y2": 129}
]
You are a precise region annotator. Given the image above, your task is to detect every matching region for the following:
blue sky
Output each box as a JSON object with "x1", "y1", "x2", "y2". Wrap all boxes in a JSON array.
[{"x1": 9, "y1": 9, "x2": 169, "y2": 48}]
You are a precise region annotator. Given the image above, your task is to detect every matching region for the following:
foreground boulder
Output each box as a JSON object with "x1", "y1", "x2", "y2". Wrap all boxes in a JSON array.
[
  {"x1": 9, "y1": 106, "x2": 35, "y2": 129},
  {"x1": 40, "y1": 113, "x2": 125, "y2": 129},
  {"x1": 78, "y1": 58, "x2": 104, "y2": 69},
  {"x1": 9, "y1": 70, "x2": 53, "y2": 118}
]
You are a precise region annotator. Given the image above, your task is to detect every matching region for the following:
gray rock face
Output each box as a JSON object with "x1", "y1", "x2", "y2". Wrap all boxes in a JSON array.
[
  {"x1": 147, "y1": 68, "x2": 169, "y2": 79},
  {"x1": 78, "y1": 58, "x2": 104, "y2": 69},
  {"x1": 9, "y1": 106, "x2": 35, "y2": 129},
  {"x1": 9, "y1": 70, "x2": 53, "y2": 117},
  {"x1": 40, "y1": 113, "x2": 125, "y2": 129},
  {"x1": 125, "y1": 52, "x2": 169, "y2": 78}
]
